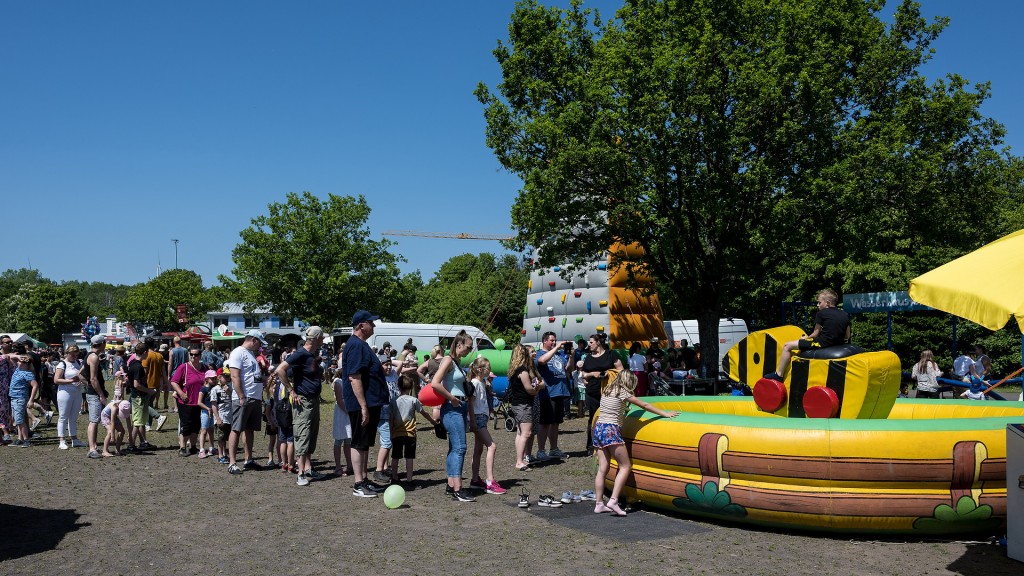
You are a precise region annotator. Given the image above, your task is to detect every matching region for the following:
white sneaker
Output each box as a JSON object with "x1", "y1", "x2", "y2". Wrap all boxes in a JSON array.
[
  {"x1": 296, "y1": 473, "x2": 310, "y2": 487},
  {"x1": 71, "y1": 439, "x2": 88, "y2": 448},
  {"x1": 155, "y1": 415, "x2": 168, "y2": 431},
  {"x1": 59, "y1": 441, "x2": 69, "y2": 450}
]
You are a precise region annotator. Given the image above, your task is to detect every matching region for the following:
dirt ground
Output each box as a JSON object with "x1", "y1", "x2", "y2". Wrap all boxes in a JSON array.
[{"x1": 1, "y1": 398, "x2": 1021, "y2": 576}]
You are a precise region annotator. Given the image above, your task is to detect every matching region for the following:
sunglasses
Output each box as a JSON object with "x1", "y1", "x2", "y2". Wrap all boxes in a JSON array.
[{"x1": 189, "y1": 353, "x2": 201, "y2": 357}]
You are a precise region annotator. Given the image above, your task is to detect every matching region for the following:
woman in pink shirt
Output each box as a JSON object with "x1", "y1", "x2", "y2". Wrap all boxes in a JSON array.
[{"x1": 170, "y1": 345, "x2": 208, "y2": 456}]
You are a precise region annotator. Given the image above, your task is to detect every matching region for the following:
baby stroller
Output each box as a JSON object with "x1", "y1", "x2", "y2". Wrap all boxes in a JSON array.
[
  {"x1": 491, "y1": 378, "x2": 517, "y2": 432},
  {"x1": 647, "y1": 372, "x2": 679, "y2": 396}
]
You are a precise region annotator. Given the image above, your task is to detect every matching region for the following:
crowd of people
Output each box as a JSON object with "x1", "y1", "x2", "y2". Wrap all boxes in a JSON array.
[{"x1": 0, "y1": 317, "x2": 677, "y2": 515}]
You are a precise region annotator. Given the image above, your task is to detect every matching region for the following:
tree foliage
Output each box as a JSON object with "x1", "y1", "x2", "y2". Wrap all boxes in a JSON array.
[
  {"x1": 115, "y1": 269, "x2": 219, "y2": 333},
  {"x1": 220, "y1": 192, "x2": 416, "y2": 328},
  {"x1": 408, "y1": 253, "x2": 529, "y2": 345},
  {"x1": 477, "y1": 0, "x2": 1020, "y2": 374},
  {"x1": 14, "y1": 283, "x2": 89, "y2": 343}
]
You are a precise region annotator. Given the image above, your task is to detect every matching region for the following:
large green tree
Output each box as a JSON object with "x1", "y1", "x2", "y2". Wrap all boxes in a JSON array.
[
  {"x1": 15, "y1": 283, "x2": 88, "y2": 343},
  {"x1": 115, "y1": 269, "x2": 219, "y2": 333},
  {"x1": 477, "y1": 0, "x2": 1018, "y2": 375},
  {"x1": 408, "y1": 253, "x2": 529, "y2": 344},
  {"x1": 220, "y1": 192, "x2": 417, "y2": 328}
]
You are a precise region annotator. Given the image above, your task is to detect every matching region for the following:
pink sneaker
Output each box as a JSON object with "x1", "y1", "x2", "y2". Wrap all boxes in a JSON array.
[
  {"x1": 606, "y1": 498, "x2": 627, "y2": 516},
  {"x1": 485, "y1": 481, "x2": 507, "y2": 495},
  {"x1": 198, "y1": 450, "x2": 208, "y2": 459},
  {"x1": 594, "y1": 501, "x2": 611, "y2": 514}
]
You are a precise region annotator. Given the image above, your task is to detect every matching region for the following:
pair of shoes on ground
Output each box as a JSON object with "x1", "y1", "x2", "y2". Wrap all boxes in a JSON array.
[
  {"x1": 537, "y1": 495, "x2": 563, "y2": 508},
  {"x1": 578, "y1": 489, "x2": 597, "y2": 501},
  {"x1": 560, "y1": 491, "x2": 583, "y2": 503},
  {"x1": 8, "y1": 439, "x2": 31, "y2": 447},
  {"x1": 372, "y1": 470, "x2": 392, "y2": 485},
  {"x1": 88, "y1": 450, "x2": 103, "y2": 459},
  {"x1": 353, "y1": 480, "x2": 387, "y2": 498},
  {"x1": 594, "y1": 497, "x2": 627, "y2": 516},
  {"x1": 59, "y1": 439, "x2": 88, "y2": 450}
]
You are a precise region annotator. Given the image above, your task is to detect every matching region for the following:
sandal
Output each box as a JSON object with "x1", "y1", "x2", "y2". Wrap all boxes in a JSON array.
[{"x1": 516, "y1": 464, "x2": 532, "y2": 472}]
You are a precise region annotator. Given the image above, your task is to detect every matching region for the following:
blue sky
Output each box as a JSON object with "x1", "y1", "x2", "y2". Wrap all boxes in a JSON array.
[{"x1": 2, "y1": 1, "x2": 1020, "y2": 288}]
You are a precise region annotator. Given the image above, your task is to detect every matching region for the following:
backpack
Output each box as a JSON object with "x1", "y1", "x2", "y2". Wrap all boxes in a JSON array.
[{"x1": 274, "y1": 390, "x2": 293, "y2": 429}]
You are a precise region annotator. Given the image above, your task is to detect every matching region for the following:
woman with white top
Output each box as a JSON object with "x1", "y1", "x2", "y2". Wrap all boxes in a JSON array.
[
  {"x1": 910, "y1": 349, "x2": 943, "y2": 399},
  {"x1": 54, "y1": 345, "x2": 87, "y2": 449}
]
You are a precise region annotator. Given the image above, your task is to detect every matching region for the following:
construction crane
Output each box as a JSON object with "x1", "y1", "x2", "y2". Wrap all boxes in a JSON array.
[{"x1": 382, "y1": 230, "x2": 514, "y2": 241}]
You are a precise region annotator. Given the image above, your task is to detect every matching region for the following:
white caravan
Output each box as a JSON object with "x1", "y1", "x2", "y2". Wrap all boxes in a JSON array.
[
  {"x1": 331, "y1": 322, "x2": 495, "y2": 356},
  {"x1": 663, "y1": 318, "x2": 749, "y2": 369}
]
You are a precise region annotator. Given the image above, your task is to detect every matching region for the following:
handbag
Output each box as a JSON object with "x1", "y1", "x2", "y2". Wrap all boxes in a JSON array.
[{"x1": 433, "y1": 421, "x2": 447, "y2": 440}]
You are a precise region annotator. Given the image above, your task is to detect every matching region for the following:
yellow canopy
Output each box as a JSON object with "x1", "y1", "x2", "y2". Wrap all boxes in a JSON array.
[{"x1": 909, "y1": 228, "x2": 1024, "y2": 333}]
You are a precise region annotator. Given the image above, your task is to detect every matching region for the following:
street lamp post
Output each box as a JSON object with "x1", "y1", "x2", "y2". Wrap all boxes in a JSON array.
[{"x1": 171, "y1": 239, "x2": 179, "y2": 269}]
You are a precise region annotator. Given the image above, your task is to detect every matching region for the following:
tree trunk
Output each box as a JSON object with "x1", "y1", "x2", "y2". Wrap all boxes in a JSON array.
[{"x1": 696, "y1": 305, "x2": 721, "y2": 380}]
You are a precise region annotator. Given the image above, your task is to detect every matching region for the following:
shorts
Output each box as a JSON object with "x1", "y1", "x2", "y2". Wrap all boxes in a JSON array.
[
  {"x1": 178, "y1": 404, "x2": 201, "y2": 436},
  {"x1": 278, "y1": 428, "x2": 295, "y2": 443},
  {"x1": 292, "y1": 395, "x2": 320, "y2": 457},
  {"x1": 101, "y1": 408, "x2": 113, "y2": 428},
  {"x1": 392, "y1": 436, "x2": 417, "y2": 460},
  {"x1": 200, "y1": 409, "x2": 213, "y2": 430},
  {"x1": 87, "y1": 394, "x2": 104, "y2": 424},
  {"x1": 538, "y1": 396, "x2": 565, "y2": 425},
  {"x1": 216, "y1": 423, "x2": 232, "y2": 442},
  {"x1": 510, "y1": 403, "x2": 533, "y2": 425},
  {"x1": 797, "y1": 338, "x2": 822, "y2": 351},
  {"x1": 349, "y1": 405, "x2": 382, "y2": 452},
  {"x1": 11, "y1": 397, "x2": 27, "y2": 426},
  {"x1": 474, "y1": 413, "x2": 488, "y2": 431},
  {"x1": 230, "y1": 398, "x2": 263, "y2": 432},
  {"x1": 377, "y1": 416, "x2": 392, "y2": 449},
  {"x1": 131, "y1": 395, "x2": 148, "y2": 427},
  {"x1": 592, "y1": 422, "x2": 624, "y2": 448}
]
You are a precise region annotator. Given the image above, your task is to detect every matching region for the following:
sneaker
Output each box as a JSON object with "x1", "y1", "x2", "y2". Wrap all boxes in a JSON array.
[
  {"x1": 16, "y1": 440, "x2": 31, "y2": 448},
  {"x1": 198, "y1": 449, "x2": 207, "y2": 458},
  {"x1": 523, "y1": 454, "x2": 532, "y2": 465},
  {"x1": 125, "y1": 445, "x2": 140, "y2": 454},
  {"x1": 45, "y1": 411, "x2": 54, "y2": 425},
  {"x1": 145, "y1": 425, "x2": 152, "y2": 432},
  {"x1": 227, "y1": 464, "x2": 243, "y2": 475},
  {"x1": 352, "y1": 482, "x2": 378, "y2": 498},
  {"x1": 445, "y1": 485, "x2": 454, "y2": 497},
  {"x1": 189, "y1": 446, "x2": 199, "y2": 455},
  {"x1": 549, "y1": 448, "x2": 567, "y2": 459},
  {"x1": 267, "y1": 460, "x2": 279, "y2": 468},
  {"x1": 154, "y1": 415, "x2": 168, "y2": 431},
  {"x1": 594, "y1": 501, "x2": 611, "y2": 514},
  {"x1": 217, "y1": 456, "x2": 229, "y2": 464},
  {"x1": 30, "y1": 418, "x2": 41, "y2": 431},
  {"x1": 368, "y1": 481, "x2": 388, "y2": 493},
  {"x1": 579, "y1": 489, "x2": 597, "y2": 501},
  {"x1": 139, "y1": 441, "x2": 152, "y2": 450},
  {"x1": 88, "y1": 450, "x2": 103, "y2": 459},
  {"x1": 538, "y1": 495, "x2": 563, "y2": 508},
  {"x1": 763, "y1": 372, "x2": 784, "y2": 382},
  {"x1": 209, "y1": 447, "x2": 218, "y2": 456},
  {"x1": 71, "y1": 439, "x2": 88, "y2": 448},
  {"x1": 372, "y1": 470, "x2": 391, "y2": 485},
  {"x1": 535, "y1": 450, "x2": 548, "y2": 462},
  {"x1": 296, "y1": 473, "x2": 310, "y2": 487},
  {"x1": 59, "y1": 441, "x2": 69, "y2": 450},
  {"x1": 306, "y1": 468, "x2": 326, "y2": 481},
  {"x1": 561, "y1": 491, "x2": 576, "y2": 504},
  {"x1": 178, "y1": 448, "x2": 189, "y2": 457},
  {"x1": 452, "y1": 489, "x2": 476, "y2": 503},
  {"x1": 606, "y1": 498, "x2": 627, "y2": 516},
  {"x1": 485, "y1": 481, "x2": 507, "y2": 495},
  {"x1": 7, "y1": 439, "x2": 22, "y2": 447},
  {"x1": 243, "y1": 459, "x2": 262, "y2": 470},
  {"x1": 469, "y1": 477, "x2": 487, "y2": 489},
  {"x1": 518, "y1": 491, "x2": 530, "y2": 508}
]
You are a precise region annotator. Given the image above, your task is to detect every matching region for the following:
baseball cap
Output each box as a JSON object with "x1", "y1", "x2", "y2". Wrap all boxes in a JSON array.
[
  {"x1": 351, "y1": 310, "x2": 380, "y2": 327},
  {"x1": 90, "y1": 334, "x2": 106, "y2": 345},
  {"x1": 245, "y1": 329, "x2": 269, "y2": 346},
  {"x1": 304, "y1": 325, "x2": 324, "y2": 340},
  {"x1": 204, "y1": 370, "x2": 218, "y2": 379}
]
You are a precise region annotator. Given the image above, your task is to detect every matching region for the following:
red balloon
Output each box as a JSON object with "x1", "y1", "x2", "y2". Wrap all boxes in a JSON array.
[{"x1": 418, "y1": 384, "x2": 443, "y2": 407}]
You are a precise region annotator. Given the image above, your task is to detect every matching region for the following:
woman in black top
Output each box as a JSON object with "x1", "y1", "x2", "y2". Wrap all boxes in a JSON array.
[
  {"x1": 579, "y1": 334, "x2": 623, "y2": 454},
  {"x1": 507, "y1": 344, "x2": 543, "y2": 471}
]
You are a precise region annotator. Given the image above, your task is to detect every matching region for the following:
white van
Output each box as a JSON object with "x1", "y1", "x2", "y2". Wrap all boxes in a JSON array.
[
  {"x1": 331, "y1": 322, "x2": 495, "y2": 357},
  {"x1": 663, "y1": 318, "x2": 749, "y2": 369}
]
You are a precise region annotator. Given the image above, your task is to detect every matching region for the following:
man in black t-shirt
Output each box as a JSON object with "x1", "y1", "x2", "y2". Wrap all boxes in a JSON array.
[
  {"x1": 766, "y1": 288, "x2": 851, "y2": 381},
  {"x1": 127, "y1": 342, "x2": 157, "y2": 451},
  {"x1": 275, "y1": 325, "x2": 326, "y2": 486}
]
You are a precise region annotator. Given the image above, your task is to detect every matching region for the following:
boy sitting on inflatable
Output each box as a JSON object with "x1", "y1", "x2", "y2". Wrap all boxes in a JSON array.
[{"x1": 765, "y1": 288, "x2": 851, "y2": 381}]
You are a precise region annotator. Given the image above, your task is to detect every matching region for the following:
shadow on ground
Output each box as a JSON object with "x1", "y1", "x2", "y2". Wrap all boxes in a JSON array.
[{"x1": 0, "y1": 504, "x2": 89, "y2": 561}]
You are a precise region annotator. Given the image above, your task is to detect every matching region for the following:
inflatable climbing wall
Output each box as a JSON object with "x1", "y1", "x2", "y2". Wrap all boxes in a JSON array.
[{"x1": 521, "y1": 244, "x2": 667, "y2": 350}]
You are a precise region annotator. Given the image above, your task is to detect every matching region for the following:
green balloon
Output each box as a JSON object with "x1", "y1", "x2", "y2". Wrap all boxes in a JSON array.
[
  {"x1": 494, "y1": 338, "x2": 506, "y2": 351},
  {"x1": 383, "y1": 484, "x2": 406, "y2": 509}
]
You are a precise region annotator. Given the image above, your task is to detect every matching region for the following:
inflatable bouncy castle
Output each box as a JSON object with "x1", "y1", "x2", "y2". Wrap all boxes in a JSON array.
[
  {"x1": 520, "y1": 244, "x2": 666, "y2": 350},
  {"x1": 605, "y1": 325, "x2": 1024, "y2": 534}
]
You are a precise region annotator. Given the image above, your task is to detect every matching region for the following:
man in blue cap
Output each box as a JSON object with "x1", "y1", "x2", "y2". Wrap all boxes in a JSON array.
[{"x1": 341, "y1": 310, "x2": 388, "y2": 497}]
